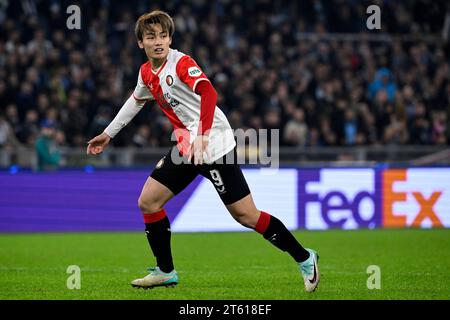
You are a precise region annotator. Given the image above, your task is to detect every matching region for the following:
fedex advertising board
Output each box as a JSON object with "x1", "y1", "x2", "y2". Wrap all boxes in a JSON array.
[
  {"x1": 298, "y1": 168, "x2": 450, "y2": 230},
  {"x1": 0, "y1": 168, "x2": 449, "y2": 233}
]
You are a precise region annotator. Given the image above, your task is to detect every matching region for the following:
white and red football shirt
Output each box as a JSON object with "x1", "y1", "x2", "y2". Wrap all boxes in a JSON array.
[{"x1": 133, "y1": 48, "x2": 236, "y2": 163}]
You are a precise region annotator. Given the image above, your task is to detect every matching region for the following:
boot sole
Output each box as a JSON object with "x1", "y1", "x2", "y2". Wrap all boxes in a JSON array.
[{"x1": 131, "y1": 282, "x2": 178, "y2": 289}]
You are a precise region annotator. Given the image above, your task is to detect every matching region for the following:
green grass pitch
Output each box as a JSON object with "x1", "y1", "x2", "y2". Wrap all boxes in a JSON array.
[{"x1": 0, "y1": 229, "x2": 449, "y2": 300}]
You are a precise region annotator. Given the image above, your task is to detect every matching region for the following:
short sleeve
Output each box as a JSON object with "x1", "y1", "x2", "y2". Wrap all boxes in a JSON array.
[
  {"x1": 176, "y1": 56, "x2": 210, "y2": 92},
  {"x1": 133, "y1": 69, "x2": 154, "y2": 102}
]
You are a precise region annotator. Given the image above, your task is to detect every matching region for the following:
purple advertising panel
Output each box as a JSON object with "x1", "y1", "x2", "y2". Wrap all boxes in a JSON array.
[{"x1": 0, "y1": 170, "x2": 202, "y2": 233}]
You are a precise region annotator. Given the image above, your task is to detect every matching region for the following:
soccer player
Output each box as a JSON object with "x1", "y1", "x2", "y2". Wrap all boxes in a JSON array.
[{"x1": 86, "y1": 10, "x2": 319, "y2": 292}]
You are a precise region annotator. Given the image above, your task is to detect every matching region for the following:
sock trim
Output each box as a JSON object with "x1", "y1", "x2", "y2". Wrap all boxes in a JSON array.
[
  {"x1": 143, "y1": 209, "x2": 167, "y2": 224},
  {"x1": 255, "y1": 211, "x2": 271, "y2": 234}
]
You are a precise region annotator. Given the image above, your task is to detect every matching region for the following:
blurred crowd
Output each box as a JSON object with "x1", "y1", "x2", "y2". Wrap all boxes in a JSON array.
[{"x1": 0, "y1": 0, "x2": 449, "y2": 153}]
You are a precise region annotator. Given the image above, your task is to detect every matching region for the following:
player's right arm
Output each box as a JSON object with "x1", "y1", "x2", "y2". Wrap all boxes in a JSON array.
[{"x1": 87, "y1": 70, "x2": 153, "y2": 155}]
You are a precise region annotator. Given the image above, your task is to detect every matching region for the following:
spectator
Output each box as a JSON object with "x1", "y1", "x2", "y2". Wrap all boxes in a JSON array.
[
  {"x1": 431, "y1": 111, "x2": 447, "y2": 145},
  {"x1": 283, "y1": 108, "x2": 308, "y2": 146},
  {"x1": 17, "y1": 109, "x2": 40, "y2": 145},
  {"x1": 34, "y1": 120, "x2": 61, "y2": 171},
  {"x1": 369, "y1": 68, "x2": 397, "y2": 103},
  {"x1": 0, "y1": 113, "x2": 21, "y2": 149},
  {"x1": 344, "y1": 109, "x2": 357, "y2": 145},
  {"x1": 133, "y1": 125, "x2": 156, "y2": 148}
]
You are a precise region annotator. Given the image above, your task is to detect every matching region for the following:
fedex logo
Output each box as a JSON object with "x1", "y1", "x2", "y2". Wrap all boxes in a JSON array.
[
  {"x1": 298, "y1": 168, "x2": 450, "y2": 230},
  {"x1": 383, "y1": 169, "x2": 449, "y2": 228},
  {"x1": 298, "y1": 169, "x2": 381, "y2": 230}
]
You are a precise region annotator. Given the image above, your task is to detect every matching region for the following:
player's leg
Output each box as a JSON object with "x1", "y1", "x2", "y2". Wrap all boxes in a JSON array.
[
  {"x1": 137, "y1": 176, "x2": 175, "y2": 273},
  {"x1": 225, "y1": 193, "x2": 320, "y2": 292},
  {"x1": 200, "y1": 153, "x2": 319, "y2": 292},
  {"x1": 225, "y1": 192, "x2": 311, "y2": 265},
  {"x1": 132, "y1": 150, "x2": 198, "y2": 289},
  {"x1": 132, "y1": 176, "x2": 179, "y2": 288}
]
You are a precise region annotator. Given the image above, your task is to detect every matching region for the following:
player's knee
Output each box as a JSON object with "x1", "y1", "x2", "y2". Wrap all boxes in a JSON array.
[
  {"x1": 137, "y1": 196, "x2": 161, "y2": 213},
  {"x1": 233, "y1": 210, "x2": 258, "y2": 229}
]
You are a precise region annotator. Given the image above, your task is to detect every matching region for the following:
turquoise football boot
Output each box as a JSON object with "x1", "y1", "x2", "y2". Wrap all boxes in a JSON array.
[
  {"x1": 299, "y1": 248, "x2": 320, "y2": 292},
  {"x1": 131, "y1": 267, "x2": 178, "y2": 289}
]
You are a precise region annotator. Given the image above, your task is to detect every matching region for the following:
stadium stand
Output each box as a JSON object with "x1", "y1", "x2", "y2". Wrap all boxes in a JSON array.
[{"x1": 0, "y1": 0, "x2": 448, "y2": 167}]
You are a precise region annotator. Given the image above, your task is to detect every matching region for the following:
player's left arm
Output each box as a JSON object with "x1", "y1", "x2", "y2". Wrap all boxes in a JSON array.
[{"x1": 176, "y1": 56, "x2": 218, "y2": 164}]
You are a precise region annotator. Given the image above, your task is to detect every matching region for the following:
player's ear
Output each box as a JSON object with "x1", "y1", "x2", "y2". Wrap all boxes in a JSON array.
[
  {"x1": 138, "y1": 40, "x2": 144, "y2": 49},
  {"x1": 169, "y1": 37, "x2": 172, "y2": 46}
]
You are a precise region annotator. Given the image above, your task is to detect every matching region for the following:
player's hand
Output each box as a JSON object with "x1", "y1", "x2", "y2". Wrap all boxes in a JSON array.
[
  {"x1": 86, "y1": 132, "x2": 111, "y2": 155},
  {"x1": 188, "y1": 135, "x2": 210, "y2": 165}
]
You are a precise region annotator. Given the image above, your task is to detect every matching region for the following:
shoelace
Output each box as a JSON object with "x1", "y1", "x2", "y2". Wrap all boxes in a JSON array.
[{"x1": 147, "y1": 267, "x2": 158, "y2": 274}]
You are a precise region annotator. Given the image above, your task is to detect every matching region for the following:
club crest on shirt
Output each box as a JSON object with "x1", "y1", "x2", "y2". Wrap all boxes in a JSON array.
[
  {"x1": 188, "y1": 66, "x2": 201, "y2": 77},
  {"x1": 156, "y1": 156, "x2": 165, "y2": 169},
  {"x1": 166, "y1": 75, "x2": 174, "y2": 86}
]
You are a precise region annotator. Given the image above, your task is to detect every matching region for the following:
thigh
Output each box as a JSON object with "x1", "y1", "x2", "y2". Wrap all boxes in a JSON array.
[
  {"x1": 139, "y1": 176, "x2": 174, "y2": 208},
  {"x1": 199, "y1": 162, "x2": 251, "y2": 205},
  {"x1": 150, "y1": 147, "x2": 199, "y2": 196}
]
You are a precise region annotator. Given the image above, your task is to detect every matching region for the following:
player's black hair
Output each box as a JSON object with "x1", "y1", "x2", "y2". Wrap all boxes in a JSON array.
[{"x1": 135, "y1": 10, "x2": 175, "y2": 41}]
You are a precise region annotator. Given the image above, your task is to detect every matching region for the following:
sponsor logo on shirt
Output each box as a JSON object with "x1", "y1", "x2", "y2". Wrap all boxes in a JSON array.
[
  {"x1": 188, "y1": 67, "x2": 201, "y2": 77},
  {"x1": 155, "y1": 92, "x2": 180, "y2": 110}
]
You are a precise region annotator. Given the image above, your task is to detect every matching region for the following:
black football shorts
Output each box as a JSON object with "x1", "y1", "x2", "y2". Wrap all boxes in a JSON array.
[{"x1": 150, "y1": 146, "x2": 251, "y2": 205}]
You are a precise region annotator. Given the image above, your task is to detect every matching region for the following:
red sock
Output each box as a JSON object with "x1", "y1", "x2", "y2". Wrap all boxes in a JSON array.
[
  {"x1": 255, "y1": 211, "x2": 271, "y2": 234},
  {"x1": 142, "y1": 209, "x2": 167, "y2": 224},
  {"x1": 255, "y1": 210, "x2": 309, "y2": 262}
]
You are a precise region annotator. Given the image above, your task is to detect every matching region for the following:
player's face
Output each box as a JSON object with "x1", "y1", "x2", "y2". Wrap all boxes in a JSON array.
[{"x1": 138, "y1": 23, "x2": 172, "y2": 62}]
